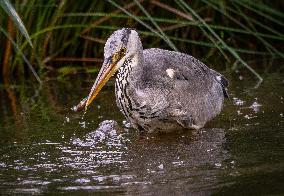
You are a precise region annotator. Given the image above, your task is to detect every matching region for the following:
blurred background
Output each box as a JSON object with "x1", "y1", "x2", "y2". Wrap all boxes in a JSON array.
[{"x1": 1, "y1": 0, "x2": 283, "y2": 82}]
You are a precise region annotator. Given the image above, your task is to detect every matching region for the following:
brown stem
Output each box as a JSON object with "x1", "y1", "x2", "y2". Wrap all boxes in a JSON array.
[
  {"x1": 42, "y1": 0, "x2": 67, "y2": 58},
  {"x1": 52, "y1": 57, "x2": 103, "y2": 63},
  {"x1": 79, "y1": 35, "x2": 105, "y2": 44},
  {"x1": 2, "y1": 18, "x2": 22, "y2": 125},
  {"x1": 43, "y1": 0, "x2": 145, "y2": 64},
  {"x1": 2, "y1": 18, "x2": 13, "y2": 84},
  {"x1": 150, "y1": 0, "x2": 194, "y2": 21},
  {"x1": 161, "y1": 23, "x2": 188, "y2": 31}
]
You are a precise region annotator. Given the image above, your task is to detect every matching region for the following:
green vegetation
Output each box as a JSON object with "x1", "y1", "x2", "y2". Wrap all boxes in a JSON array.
[{"x1": 1, "y1": 0, "x2": 283, "y2": 84}]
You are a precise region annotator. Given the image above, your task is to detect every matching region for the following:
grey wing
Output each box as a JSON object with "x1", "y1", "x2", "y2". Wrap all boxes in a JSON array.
[
  {"x1": 128, "y1": 80, "x2": 171, "y2": 120},
  {"x1": 142, "y1": 48, "x2": 227, "y2": 127}
]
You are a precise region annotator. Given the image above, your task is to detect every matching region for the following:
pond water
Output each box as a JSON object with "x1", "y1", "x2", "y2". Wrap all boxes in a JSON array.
[{"x1": 0, "y1": 73, "x2": 283, "y2": 195}]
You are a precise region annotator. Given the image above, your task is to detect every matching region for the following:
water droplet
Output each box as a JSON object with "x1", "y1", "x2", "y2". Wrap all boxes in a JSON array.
[
  {"x1": 75, "y1": 178, "x2": 90, "y2": 184},
  {"x1": 81, "y1": 111, "x2": 86, "y2": 120},
  {"x1": 79, "y1": 121, "x2": 87, "y2": 128},
  {"x1": 122, "y1": 120, "x2": 131, "y2": 128},
  {"x1": 233, "y1": 97, "x2": 245, "y2": 106},
  {"x1": 158, "y1": 164, "x2": 164, "y2": 170},
  {"x1": 215, "y1": 163, "x2": 222, "y2": 167},
  {"x1": 250, "y1": 101, "x2": 262, "y2": 113}
]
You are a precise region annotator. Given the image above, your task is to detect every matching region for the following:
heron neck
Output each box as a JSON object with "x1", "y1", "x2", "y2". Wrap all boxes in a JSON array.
[{"x1": 129, "y1": 38, "x2": 144, "y2": 73}]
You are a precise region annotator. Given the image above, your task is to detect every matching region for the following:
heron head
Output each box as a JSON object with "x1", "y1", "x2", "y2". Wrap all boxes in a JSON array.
[{"x1": 84, "y1": 28, "x2": 141, "y2": 109}]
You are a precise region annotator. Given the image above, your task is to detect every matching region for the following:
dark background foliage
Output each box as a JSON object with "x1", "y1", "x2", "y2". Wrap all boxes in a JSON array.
[{"x1": 0, "y1": 0, "x2": 283, "y2": 84}]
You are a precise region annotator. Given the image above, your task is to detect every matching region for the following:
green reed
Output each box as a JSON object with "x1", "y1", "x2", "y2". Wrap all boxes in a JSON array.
[{"x1": 0, "y1": 0, "x2": 283, "y2": 83}]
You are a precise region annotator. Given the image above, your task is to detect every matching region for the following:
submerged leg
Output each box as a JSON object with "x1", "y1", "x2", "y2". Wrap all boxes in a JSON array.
[{"x1": 176, "y1": 115, "x2": 203, "y2": 130}]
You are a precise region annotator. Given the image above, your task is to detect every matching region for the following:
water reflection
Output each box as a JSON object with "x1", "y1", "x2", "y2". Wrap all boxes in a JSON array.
[
  {"x1": 0, "y1": 118, "x2": 232, "y2": 194},
  {"x1": 0, "y1": 74, "x2": 284, "y2": 194},
  {"x1": 123, "y1": 128, "x2": 233, "y2": 195}
]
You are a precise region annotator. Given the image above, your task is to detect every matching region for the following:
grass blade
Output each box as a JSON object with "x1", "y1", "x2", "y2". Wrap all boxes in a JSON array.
[
  {"x1": 63, "y1": 12, "x2": 284, "y2": 41},
  {"x1": 204, "y1": 0, "x2": 284, "y2": 58},
  {"x1": 239, "y1": 0, "x2": 284, "y2": 19},
  {"x1": 233, "y1": 0, "x2": 284, "y2": 27},
  {"x1": 177, "y1": 0, "x2": 263, "y2": 83},
  {"x1": 108, "y1": 0, "x2": 177, "y2": 51},
  {"x1": 133, "y1": 0, "x2": 178, "y2": 51},
  {"x1": 232, "y1": 2, "x2": 284, "y2": 58},
  {"x1": 0, "y1": 26, "x2": 41, "y2": 84},
  {"x1": 0, "y1": 0, "x2": 33, "y2": 47},
  {"x1": 175, "y1": 0, "x2": 230, "y2": 61}
]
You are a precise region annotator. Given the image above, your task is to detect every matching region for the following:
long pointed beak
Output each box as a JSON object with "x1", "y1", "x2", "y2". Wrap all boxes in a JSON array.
[
  {"x1": 85, "y1": 59, "x2": 117, "y2": 110},
  {"x1": 84, "y1": 53, "x2": 128, "y2": 110}
]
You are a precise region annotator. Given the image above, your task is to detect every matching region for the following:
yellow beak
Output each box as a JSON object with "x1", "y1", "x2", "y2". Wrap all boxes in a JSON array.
[
  {"x1": 85, "y1": 62, "x2": 117, "y2": 110},
  {"x1": 84, "y1": 54, "x2": 127, "y2": 110}
]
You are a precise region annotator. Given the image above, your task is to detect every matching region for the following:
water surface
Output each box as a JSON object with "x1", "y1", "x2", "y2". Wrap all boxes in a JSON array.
[{"x1": 0, "y1": 73, "x2": 283, "y2": 195}]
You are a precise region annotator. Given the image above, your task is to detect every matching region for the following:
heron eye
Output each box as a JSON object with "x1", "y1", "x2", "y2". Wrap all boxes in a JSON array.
[
  {"x1": 112, "y1": 47, "x2": 126, "y2": 63},
  {"x1": 121, "y1": 47, "x2": 126, "y2": 55}
]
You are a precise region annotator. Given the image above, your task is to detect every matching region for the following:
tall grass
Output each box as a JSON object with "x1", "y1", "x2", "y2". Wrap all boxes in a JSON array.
[
  {"x1": 1, "y1": 0, "x2": 283, "y2": 84},
  {"x1": 0, "y1": 0, "x2": 42, "y2": 84}
]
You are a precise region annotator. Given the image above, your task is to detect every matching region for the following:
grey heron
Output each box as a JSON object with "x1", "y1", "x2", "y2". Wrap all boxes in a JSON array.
[{"x1": 74, "y1": 28, "x2": 228, "y2": 133}]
